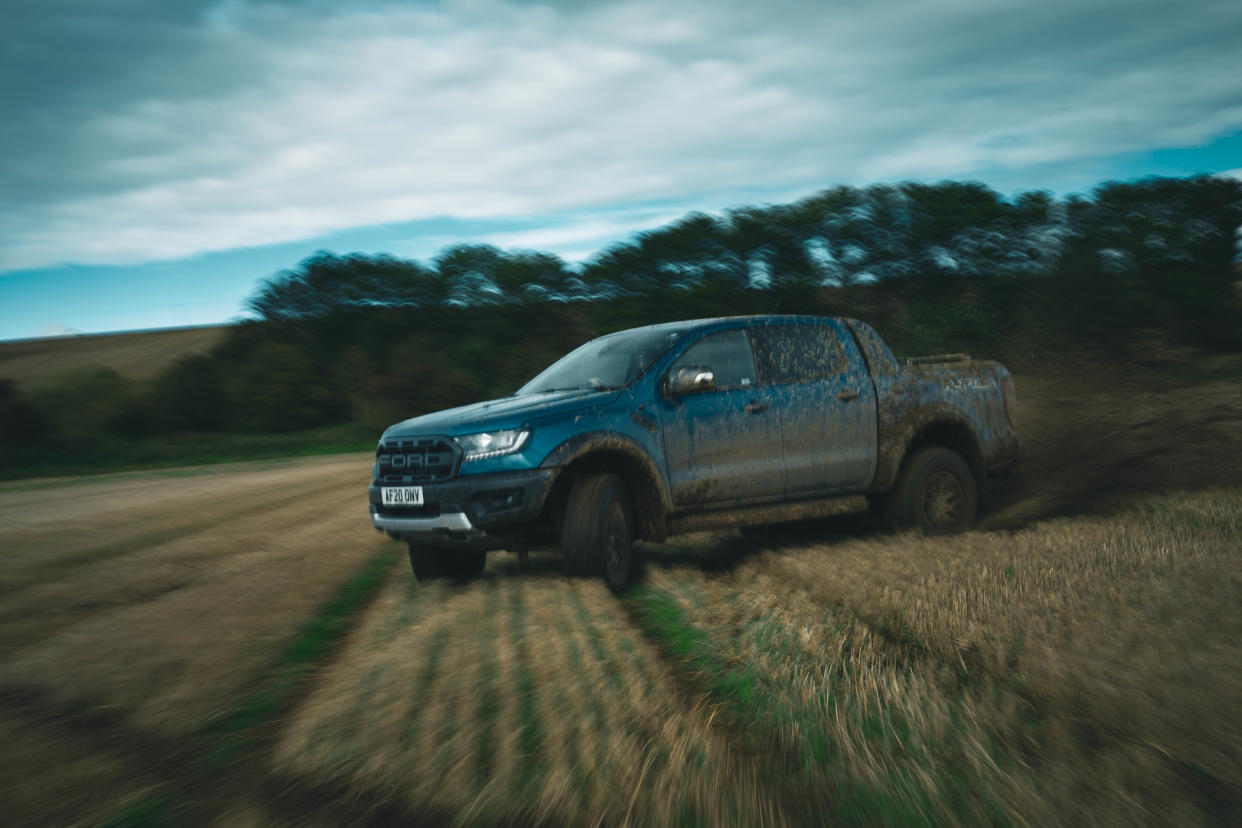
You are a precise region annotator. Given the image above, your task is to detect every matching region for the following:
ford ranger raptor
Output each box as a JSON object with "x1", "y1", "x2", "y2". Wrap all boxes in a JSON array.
[{"x1": 368, "y1": 315, "x2": 1019, "y2": 592}]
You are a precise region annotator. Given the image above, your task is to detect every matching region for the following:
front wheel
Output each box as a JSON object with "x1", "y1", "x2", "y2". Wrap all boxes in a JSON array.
[
  {"x1": 408, "y1": 543, "x2": 444, "y2": 581},
  {"x1": 408, "y1": 544, "x2": 486, "y2": 581},
  {"x1": 561, "y1": 473, "x2": 638, "y2": 594},
  {"x1": 886, "y1": 447, "x2": 977, "y2": 534}
]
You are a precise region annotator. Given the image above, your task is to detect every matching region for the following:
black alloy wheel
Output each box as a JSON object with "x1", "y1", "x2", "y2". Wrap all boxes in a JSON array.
[
  {"x1": 887, "y1": 447, "x2": 978, "y2": 535},
  {"x1": 561, "y1": 472, "x2": 638, "y2": 593}
]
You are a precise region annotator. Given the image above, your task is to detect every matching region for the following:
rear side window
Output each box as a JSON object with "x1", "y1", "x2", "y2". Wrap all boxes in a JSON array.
[
  {"x1": 669, "y1": 329, "x2": 757, "y2": 390},
  {"x1": 753, "y1": 324, "x2": 848, "y2": 384}
]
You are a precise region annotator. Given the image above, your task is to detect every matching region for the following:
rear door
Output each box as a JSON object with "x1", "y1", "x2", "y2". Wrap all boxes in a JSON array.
[
  {"x1": 752, "y1": 320, "x2": 877, "y2": 494},
  {"x1": 659, "y1": 328, "x2": 784, "y2": 507}
]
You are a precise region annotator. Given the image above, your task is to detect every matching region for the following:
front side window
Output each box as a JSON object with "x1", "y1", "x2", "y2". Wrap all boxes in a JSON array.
[
  {"x1": 668, "y1": 329, "x2": 757, "y2": 390},
  {"x1": 753, "y1": 324, "x2": 847, "y2": 384}
]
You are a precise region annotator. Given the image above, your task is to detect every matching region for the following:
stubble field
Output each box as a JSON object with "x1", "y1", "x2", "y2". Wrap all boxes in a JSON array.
[{"x1": 1, "y1": 361, "x2": 1240, "y2": 826}]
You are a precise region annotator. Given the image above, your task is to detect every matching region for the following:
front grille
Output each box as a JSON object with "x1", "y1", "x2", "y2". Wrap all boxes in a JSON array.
[{"x1": 375, "y1": 436, "x2": 460, "y2": 484}]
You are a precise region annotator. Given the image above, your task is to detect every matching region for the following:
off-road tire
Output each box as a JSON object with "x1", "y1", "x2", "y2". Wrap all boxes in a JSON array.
[
  {"x1": 886, "y1": 447, "x2": 977, "y2": 534},
  {"x1": 408, "y1": 543, "x2": 445, "y2": 581},
  {"x1": 408, "y1": 545, "x2": 486, "y2": 581},
  {"x1": 453, "y1": 550, "x2": 487, "y2": 579},
  {"x1": 561, "y1": 473, "x2": 637, "y2": 593}
]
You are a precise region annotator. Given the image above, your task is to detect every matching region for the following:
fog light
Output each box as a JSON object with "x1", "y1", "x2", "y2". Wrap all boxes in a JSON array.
[{"x1": 472, "y1": 488, "x2": 524, "y2": 514}]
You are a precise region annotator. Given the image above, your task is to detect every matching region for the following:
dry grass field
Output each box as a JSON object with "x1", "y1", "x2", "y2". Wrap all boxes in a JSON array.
[
  {"x1": 639, "y1": 488, "x2": 1242, "y2": 825},
  {"x1": 0, "y1": 325, "x2": 228, "y2": 386},
  {"x1": 1, "y1": 360, "x2": 1240, "y2": 826}
]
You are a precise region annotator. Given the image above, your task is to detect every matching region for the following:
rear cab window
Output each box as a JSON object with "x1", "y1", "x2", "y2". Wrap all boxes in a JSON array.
[{"x1": 751, "y1": 323, "x2": 849, "y2": 385}]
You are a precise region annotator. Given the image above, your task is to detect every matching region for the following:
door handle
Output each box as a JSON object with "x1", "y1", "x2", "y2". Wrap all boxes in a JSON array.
[
  {"x1": 836, "y1": 389, "x2": 859, "y2": 402},
  {"x1": 744, "y1": 400, "x2": 769, "y2": 413}
]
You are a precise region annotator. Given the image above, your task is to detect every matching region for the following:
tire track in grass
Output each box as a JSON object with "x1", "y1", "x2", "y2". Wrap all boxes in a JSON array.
[
  {"x1": 472, "y1": 578, "x2": 522, "y2": 814},
  {"x1": 568, "y1": 584, "x2": 671, "y2": 772},
  {"x1": 548, "y1": 597, "x2": 609, "y2": 820},
  {"x1": 0, "y1": 456, "x2": 366, "y2": 568},
  {"x1": 578, "y1": 581, "x2": 752, "y2": 822},
  {"x1": 200, "y1": 549, "x2": 402, "y2": 769},
  {"x1": 1, "y1": 546, "x2": 401, "y2": 827},
  {"x1": 0, "y1": 484, "x2": 371, "y2": 659},
  {"x1": 569, "y1": 580, "x2": 788, "y2": 825},
  {"x1": 565, "y1": 581, "x2": 727, "y2": 824},
  {"x1": 506, "y1": 579, "x2": 546, "y2": 805},
  {"x1": 0, "y1": 477, "x2": 349, "y2": 597},
  {"x1": 392, "y1": 616, "x2": 448, "y2": 762},
  {"x1": 0, "y1": 494, "x2": 392, "y2": 736},
  {"x1": 563, "y1": 582, "x2": 661, "y2": 821},
  {"x1": 556, "y1": 585, "x2": 640, "y2": 817},
  {"x1": 471, "y1": 579, "x2": 502, "y2": 787},
  {"x1": 522, "y1": 581, "x2": 592, "y2": 824},
  {"x1": 268, "y1": 577, "x2": 459, "y2": 824},
  {"x1": 624, "y1": 580, "x2": 824, "y2": 817},
  {"x1": 627, "y1": 577, "x2": 953, "y2": 825},
  {"x1": 431, "y1": 587, "x2": 493, "y2": 811},
  {"x1": 402, "y1": 584, "x2": 488, "y2": 812}
]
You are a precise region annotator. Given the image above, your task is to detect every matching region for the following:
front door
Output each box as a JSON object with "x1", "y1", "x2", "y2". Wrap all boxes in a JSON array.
[{"x1": 659, "y1": 328, "x2": 784, "y2": 508}]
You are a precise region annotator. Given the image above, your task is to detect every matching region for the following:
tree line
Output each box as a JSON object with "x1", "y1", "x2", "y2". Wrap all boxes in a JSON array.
[{"x1": 247, "y1": 176, "x2": 1241, "y2": 320}]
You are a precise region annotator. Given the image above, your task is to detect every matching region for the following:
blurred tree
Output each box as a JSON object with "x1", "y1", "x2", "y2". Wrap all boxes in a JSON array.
[
  {"x1": 435, "y1": 244, "x2": 506, "y2": 306},
  {"x1": 0, "y1": 379, "x2": 47, "y2": 462}
]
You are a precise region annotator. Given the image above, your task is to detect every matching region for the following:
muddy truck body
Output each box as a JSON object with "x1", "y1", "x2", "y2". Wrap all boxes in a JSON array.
[{"x1": 368, "y1": 315, "x2": 1019, "y2": 591}]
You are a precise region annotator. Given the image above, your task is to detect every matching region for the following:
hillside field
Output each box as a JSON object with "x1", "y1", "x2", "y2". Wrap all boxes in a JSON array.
[{"x1": 0, "y1": 325, "x2": 228, "y2": 387}]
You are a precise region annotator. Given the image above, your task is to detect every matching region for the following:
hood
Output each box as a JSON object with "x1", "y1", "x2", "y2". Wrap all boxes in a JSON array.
[{"x1": 383, "y1": 388, "x2": 621, "y2": 438}]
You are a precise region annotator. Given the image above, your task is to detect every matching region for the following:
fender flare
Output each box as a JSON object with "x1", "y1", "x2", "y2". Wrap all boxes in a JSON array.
[
  {"x1": 873, "y1": 403, "x2": 985, "y2": 493},
  {"x1": 542, "y1": 430, "x2": 671, "y2": 508},
  {"x1": 541, "y1": 430, "x2": 673, "y2": 538}
]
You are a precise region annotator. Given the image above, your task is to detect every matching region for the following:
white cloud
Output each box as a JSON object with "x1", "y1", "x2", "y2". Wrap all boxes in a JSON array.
[
  {"x1": 473, "y1": 209, "x2": 690, "y2": 257},
  {"x1": 3, "y1": 0, "x2": 1241, "y2": 271}
]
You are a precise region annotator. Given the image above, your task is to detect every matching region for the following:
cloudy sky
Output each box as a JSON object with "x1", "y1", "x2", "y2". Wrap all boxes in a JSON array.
[{"x1": 2, "y1": 0, "x2": 1241, "y2": 339}]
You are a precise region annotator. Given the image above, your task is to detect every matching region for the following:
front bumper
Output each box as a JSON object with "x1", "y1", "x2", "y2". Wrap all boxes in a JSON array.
[{"x1": 368, "y1": 467, "x2": 555, "y2": 546}]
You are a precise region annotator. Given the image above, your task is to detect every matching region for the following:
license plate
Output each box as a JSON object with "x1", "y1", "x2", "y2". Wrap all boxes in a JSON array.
[{"x1": 382, "y1": 486, "x2": 424, "y2": 506}]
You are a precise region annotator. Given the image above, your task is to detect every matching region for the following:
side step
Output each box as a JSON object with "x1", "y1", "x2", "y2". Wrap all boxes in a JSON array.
[{"x1": 665, "y1": 494, "x2": 869, "y2": 536}]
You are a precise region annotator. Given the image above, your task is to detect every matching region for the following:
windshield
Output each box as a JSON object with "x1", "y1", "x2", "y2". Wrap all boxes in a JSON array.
[{"x1": 517, "y1": 326, "x2": 687, "y2": 395}]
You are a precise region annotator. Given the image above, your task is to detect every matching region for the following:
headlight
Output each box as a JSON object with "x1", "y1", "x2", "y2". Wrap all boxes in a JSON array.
[{"x1": 456, "y1": 429, "x2": 530, "y2": 461}]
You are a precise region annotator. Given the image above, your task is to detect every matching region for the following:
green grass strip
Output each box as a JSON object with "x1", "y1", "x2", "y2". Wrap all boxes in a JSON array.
[
  {"x1": 473, "y1": 581, "x2": 502, "y2": 783},
  {"x1": 398, "y1": 622, "x2": 449, "y2": 749},
  {"x1": 506, "y1": 583, "x2": 545, "y2": 799},
  {"x1": 95, "y1": 791, "x2": 181, "y2": 828},
  {"x1": 201, "y1": 548, "x2": 399, "y2": 770},
  {"x1": 624, "y1": 584, "x2": 765, "y2": 713},
  {"x1": 625, "y1": 583, "x2": 950, "y2": 827}
]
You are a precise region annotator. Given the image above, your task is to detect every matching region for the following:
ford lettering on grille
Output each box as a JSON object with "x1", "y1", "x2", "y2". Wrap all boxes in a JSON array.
[
  {"x1": 386, "y1": 453, "x2": 437, "y2": 469},
  {"x1": 377, "y1": 438, "x2": 458, "y2": 483}
]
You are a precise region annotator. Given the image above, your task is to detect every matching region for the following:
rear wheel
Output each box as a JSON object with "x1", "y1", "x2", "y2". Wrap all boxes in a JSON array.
[
  {"x1": 886, "y1": 447, "x2": 977, "y2": 534},
  {"x1": 561, "y1": 473, "x2": 638, "y2": 593}
]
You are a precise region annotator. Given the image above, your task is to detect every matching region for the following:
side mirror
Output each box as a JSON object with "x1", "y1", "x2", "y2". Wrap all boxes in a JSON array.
[{"x1": 665, "y1": 365, "x2": 716, "y2": 396}]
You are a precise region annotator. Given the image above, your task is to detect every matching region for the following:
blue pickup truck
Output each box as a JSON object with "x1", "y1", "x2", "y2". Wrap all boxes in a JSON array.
[{"x1": 369, "y1": 315, "x2": 1019, "y2": 591}]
